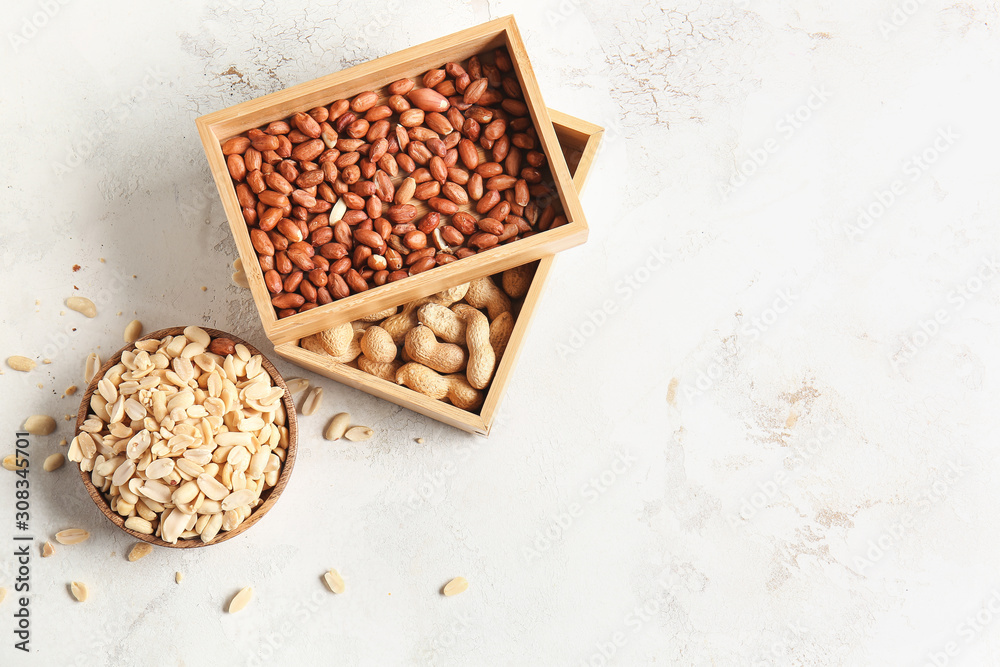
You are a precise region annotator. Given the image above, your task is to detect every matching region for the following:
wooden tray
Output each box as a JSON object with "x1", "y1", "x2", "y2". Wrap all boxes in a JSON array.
[
  {"x1": 273, "y1": 109, "x2": 602, "y2": 434},
  {"x1": 197, "y1": 16, "x2": 589, "y2": 345}
]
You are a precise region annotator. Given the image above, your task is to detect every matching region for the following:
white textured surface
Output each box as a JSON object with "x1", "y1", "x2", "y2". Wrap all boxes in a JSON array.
[{"x1": 1, "y1": 0, "x2": 999, "y2": 664}]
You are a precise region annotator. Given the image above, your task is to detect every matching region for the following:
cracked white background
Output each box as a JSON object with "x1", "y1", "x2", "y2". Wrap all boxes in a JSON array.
[{"x1": 1, "y1": 0, "x2": 999, "y2": 664}]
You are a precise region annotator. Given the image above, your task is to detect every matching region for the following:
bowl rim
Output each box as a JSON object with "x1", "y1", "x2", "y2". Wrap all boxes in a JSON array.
[{"x1": 74, "y1": 326, "x2": 298, "y2": 549}]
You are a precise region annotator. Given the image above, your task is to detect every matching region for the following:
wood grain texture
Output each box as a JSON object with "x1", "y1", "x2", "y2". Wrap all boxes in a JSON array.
[
  {"x1": 196, "y1": 16, "x2": 588, "y2": 345},
  {"x1": 477, "y1": 112, "x2": 603, "y2": 432},
  {"x1": 74, "y1": 327, "x2": 298, "y2": 549},
  {"x1": 273, "y1": 110, "x2": 603, "y2": 435}
]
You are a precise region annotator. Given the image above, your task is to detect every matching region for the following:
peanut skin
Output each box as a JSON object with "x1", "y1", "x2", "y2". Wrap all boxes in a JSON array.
[
  {"x1": 443, "y1": 374, "x2": 484, "y2": 410},
  {"x1": 360, "y1": 326, "x2": 397, "y2": 363},
  {"x1": 318, "y1": 322, "x2": 354, "y2": 356},
  {"x1": 396, "y1": 362, "x2": 449, "y2": 399},
  {"x1": 501, "y1": 265, "x2": 533, "y2": 299},
  {"x1": 489, "y1": 311, "x2": 514, "y2": 359},
  {"x1": 395, "y1": 362, "x2": 483, "y2": 408},
  {"x1": 457, "y1": 306, "x2": 495, "y2": 389},
  {"x1": 464, "y1": 277, "x2": 510, "y2": 320},
  {"x1": 432, "y1": 282, "x2": 470, "y2": 306},
  {"x1": 300, "y1": 334, "x2": 328, "y2": 356},
  {"x1": 404, "y1": 326, "x2": 467, "y2": 373},
  {"x1": 358, "y1": 357, "x2": 402, "y2": 382},
  {"x1": 359, "y1": 306, "x2": 398, "y2": 322},
  {"x1": 382, "y1": 297, "x2": 433, "y2": 345},
  {"x1": 309, "y1": 328, "x2": 362, "y2": 364},
  {"x1": 417, "y1": 303, "x2": 466, "y2": 344}
]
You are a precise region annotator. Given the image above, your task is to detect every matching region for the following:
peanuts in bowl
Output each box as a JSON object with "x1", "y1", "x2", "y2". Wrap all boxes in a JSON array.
[{"x1": 71, "y1": 326, "x2": 297, "y2": 547}]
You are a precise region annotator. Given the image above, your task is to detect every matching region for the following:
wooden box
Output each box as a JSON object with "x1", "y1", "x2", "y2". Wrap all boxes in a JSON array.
[
  {"x1": 196, "y1": 16, "x2": 589, "y2": 345},
  {"x1": 273, "y1": 109, "x2": 602, "y2": 434}
]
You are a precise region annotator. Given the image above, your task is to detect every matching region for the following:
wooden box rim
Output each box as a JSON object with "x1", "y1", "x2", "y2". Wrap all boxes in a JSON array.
[
  {"x1": 196, "y1": 15, "x2": 589, "y2": 346},
  {"x1": 273, "y1": 109, "x2": 603, "y2": 435}
]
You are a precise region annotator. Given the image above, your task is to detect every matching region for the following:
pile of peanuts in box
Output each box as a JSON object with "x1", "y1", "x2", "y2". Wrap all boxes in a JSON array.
[
  {"x1": 299, "y1": 265, "x2": 533, "y2": 411},
  {"x1": 220, "y1": 46, "x2": 566, "y2": 319}
]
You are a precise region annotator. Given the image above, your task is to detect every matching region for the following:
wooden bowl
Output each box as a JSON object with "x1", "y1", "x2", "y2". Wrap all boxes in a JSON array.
[{"x1": 74, "y1": 327, "x2": 298, "y2": 548}]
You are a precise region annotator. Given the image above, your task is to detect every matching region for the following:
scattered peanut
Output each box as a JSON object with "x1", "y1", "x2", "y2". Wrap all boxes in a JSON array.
[
  {"x1": 65, "y1": 385, "x2": 78, "y2": 396},
  {"x1": 70, "y1": 582, "x2": 89, "y2": 602},
  {"x1": 344, "y1": 426, "x2": 374, "y2": 442},
  {"x1": 3, "y1": 455, "x2": 25, "y2": 471},
  {"x1": 55, "y1": 529, "x2": 90, "y2": 545},
  {"x1": 43, "y1": 453, "x2": 65, "y2": 472},
  {"x1": 41, "y1": 541, "x2": 54, "y2": 557},
  {"x1": 301, "y1": 386, "x2": 324, "y2": 416},
  {"x1": 24, "y1": 415, "x2": 57, "y2": 436},
  {"x1": 285, "y1": 377, "x2": 310, "y2": 395},
  {"x1": 323, "y1": 412, "x2": 351, "y2": 441},
  {"x1": 84, "y1": 352, "x2": 101, "y2": 383},
  {"x1": 228, "y1": 586, "x2": 253, "y2": 613},
  {"x1": 443, "y1": 576, "x2": 468, "y2": 596},
  {"x1": 7, "y1": 356, "x2": 36, "y2": 372},
  {"x1": 128, "y1": 543, "x2": 153, "y2": 562},
  {"x1": 123, "y1": 319, "x2": 143, "y2": 343},
  {"x1": 175, "y1": 572, "x2": 183, "y2": 584},
  {"x1": 66, "y1": 296, "x2": 97, "y2": 318},
  {"x1": 323, "y1": 569, "x2": 346, "y2": 594}
]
